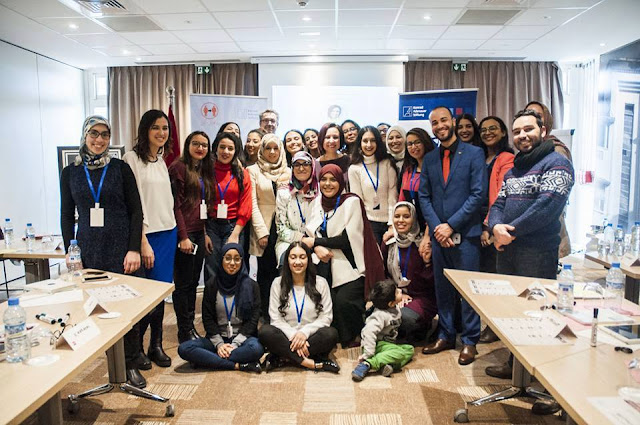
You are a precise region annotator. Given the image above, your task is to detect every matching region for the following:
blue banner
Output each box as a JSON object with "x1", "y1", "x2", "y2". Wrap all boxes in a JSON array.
[{"x1": 399, "y1": 89, "x2": 478, "y2": 122}]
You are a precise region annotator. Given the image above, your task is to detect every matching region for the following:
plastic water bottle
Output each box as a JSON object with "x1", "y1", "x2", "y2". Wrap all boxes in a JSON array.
[
  {"x1": 4, "y1": 218, "x2": 13, "y2": 249},
  {"x1": 606, "y1": 263, "x2": 625, "y2": 312},
  {"x1": 614, "y1": 225, "x2": 626, "y2": 257},
  {"x1": 25, "y1": 223, "x2": 36, "y2": 252},
  {"x1": 603, "y1": 223, "x2": 615, "y2": 254},
  {"x1": 631, "y1": 221, "x2": 640, "y2": 254},
  {"x1": 3, "y1": 297, "x2": 30, "y2": 363},
  {"x1": 557, "y1": 264, "x2": 574, "y2": 314},
  {"x1": 68, "y1": 239, "x2": 83, "y2": 279},
  {"x1": 602, "y1": 217, "x2": 609, "y2": 232}
]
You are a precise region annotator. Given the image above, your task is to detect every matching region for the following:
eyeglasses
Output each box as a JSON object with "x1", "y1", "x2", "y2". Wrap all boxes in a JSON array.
[
  {"x1": 406, "y1": 141, "x2": 422, "y2": 148},
  {"x1": 480, "y1": 125, "x2": 500, "y2": 134},
  {"x1": 293, "y1": 162, "x2": 312, "y2": 169},
  {"x1": 344, "y1": 127, "x2": 357, "y2": 134},
  {"x1": 190, "y1": 141, "x2": 209, "y2": 149},
  {"x1": 87, "y1": 129, "x2": 111, "y2": 139},
  {"x1": 261, "y1": 118, "x2": 277, "y2": 124},
  {"x1": 223, "y1": 255, "x2": 242, "y2": 264}
]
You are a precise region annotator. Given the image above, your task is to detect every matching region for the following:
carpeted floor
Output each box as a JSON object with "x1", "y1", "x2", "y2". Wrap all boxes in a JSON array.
[{"x1": 20, "y1": 254, "x2": 606, "y2": 424}]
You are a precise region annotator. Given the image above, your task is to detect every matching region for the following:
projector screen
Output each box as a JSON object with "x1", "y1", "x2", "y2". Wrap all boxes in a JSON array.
[{"x1": 259, "y1": 62, "x2": 404, "y2": 136}]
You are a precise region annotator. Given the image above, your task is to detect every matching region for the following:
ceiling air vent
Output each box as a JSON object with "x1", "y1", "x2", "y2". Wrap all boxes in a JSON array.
[
  {"x1": 73, "y1": 0, "x2": 127, "y2": 14},
  {"x1": 456, "y1": 9, "x2": 521, "y2": 25}
]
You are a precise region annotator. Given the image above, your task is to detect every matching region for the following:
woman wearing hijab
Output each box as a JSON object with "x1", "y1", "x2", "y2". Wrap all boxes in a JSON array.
[
  {"x1": 302, "y1": 164, "x2": 386, "y2": 347},
  {"x1": 275, "y1": 151, "x2": 320, "y2": 265},
  {"x1": 123, "y1": 109, "x2": 177, "y2": 369},
  {"x1": 381, "y1": 202, "x2": 437, "y2": 344},
  {"x1": 248, "y1": 133, "x2": 291, "y2": 320},
  {"x1": 60, "y1": 115, "x2": 146, "y2": 388},
  {"x1": 178, "y1": 243, "x2": 263, "y2": 372},
  {"x1": 386, "y1": 125, "x2": 406, "y2": 173},
  {"x1": 258, "y1": 242, "x2": 339, "y2": 373},
  {"x1": 169, "y1": 131, "x2": 216, "y2": 343}
]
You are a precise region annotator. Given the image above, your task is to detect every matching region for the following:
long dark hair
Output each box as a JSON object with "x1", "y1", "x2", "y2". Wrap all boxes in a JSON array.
[
  {"x1": 278, "y1": 242, "x2": 323, "y2": 317},
  {"x1": 284, "y1": 129, "x2": 306, "y2": 166},
  {"x1": 212, "y1": 131, "x2": 245, "y2": 193},
  {"x1": 243, "y1": 128, "x2": 265, "y2": 166},
  {"x1": 318, "y1": 122, "x2": 346, "y2": 155},
  {"x1": 133, "y1": 109, "x2": 173, "y2": 164},
  {"x1": 455, "y1": 113, "x2": 482, "y2": 147},
  {"x1": 400, "y1": 127, "x2": 435, "y2": 177},
  {"x1": 179, "y1": 131, "x2": 215, "y2": 209},
  {"x1": 217, "y1": 121, "x2": 240, "y2": 136},
  {"x1": 350, "y1": 126, "x2": 392, "y2": 165},
  {"x1": 478, "y1": 116, "x2": 514, "y2": 157}
]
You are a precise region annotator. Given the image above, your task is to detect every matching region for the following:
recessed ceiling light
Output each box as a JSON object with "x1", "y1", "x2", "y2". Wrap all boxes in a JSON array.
[
  {"x1": 302, "y1": 16, "x2": 311, "y2": 22},
  {"x1": 122, "y1": 49, "x2": 130, "y2": 55},
  {"x1": 423, "y1": 15, "x2": 431, "y2": 20},
  {"x1": 309, "y1": 44, "x2": 316, "y2": 48},
  {"x1": 68, "y1": 23, "x2": 78, "y2": 30},
  {"x1": 299, "y1": 31, "x2": 320, "y2": 36},
  {"x1": 599, "y1": 42, "x2": 606, "y2": 47},
  {"x1": 136, "y1": 57, "x2": 142, "y2": 61}
]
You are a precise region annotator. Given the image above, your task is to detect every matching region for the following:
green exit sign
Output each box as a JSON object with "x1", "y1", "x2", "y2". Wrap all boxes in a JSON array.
[
  {"x1": 196, "y1": 65, "x2": 211, "y2": 75},
  {"x1": 452, "y1": 62, "x2": 467, "y2": 72}
]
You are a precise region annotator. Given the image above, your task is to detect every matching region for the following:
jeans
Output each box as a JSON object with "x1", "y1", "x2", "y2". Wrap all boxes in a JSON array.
[
  {"x1": 496, "y1": 244, "x2": 558, "y2": 279},
  {"x1": 399, "y1": 306, "x2": 430, "y2": 343},
  {"x1": 204, "y1": 219, "x2": 245, "y2": 282},
  {"x1": 173, "y1": 231, "x2": 206, "y2": 336},
  {"x1": 178, "y1": 336, "x2": 264, "y2": 369},
  {"x1": 258, "y1": 325, "x2": 339, "y2": 365}
]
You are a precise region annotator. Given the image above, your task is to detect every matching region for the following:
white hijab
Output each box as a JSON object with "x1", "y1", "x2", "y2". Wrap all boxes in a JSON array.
[{"x1": 387, "y1": 201, "x2": 423, "y2": 287}]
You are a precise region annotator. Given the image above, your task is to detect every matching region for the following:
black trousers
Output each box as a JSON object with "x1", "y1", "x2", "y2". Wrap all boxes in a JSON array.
[
  {"x1": 258, "y1": 324, "x2": 338, "y2": 365},
  {"x1": 139, "y1": 302, "x2": 164, "y2": 348},
  {"x1": 256, "y1": 220, "x2": 279, "y2": 321},
  {"x1": 331, "y1": 276, "x2": 365, "y2": 345},
  {"x1": 173, "y1": 231, "x2": 206, "y2": 335},
  {"x1": 124, "y1": 322, "x2": 141, "y2": 369}
]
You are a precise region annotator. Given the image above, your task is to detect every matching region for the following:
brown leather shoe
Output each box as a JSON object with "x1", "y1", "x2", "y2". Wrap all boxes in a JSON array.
[
  {"x1": 485, "y1": 362, "x2": 512, "y2": 379},
  {"x1": 478, "y1": 326, "x2": 499, "y2": 343},
  {"x1": 458, "y1": 344, "x2": 478, "y2": 365},
  {"x1": 421, "y1": 338, "x2": 455, "y2": 355}
]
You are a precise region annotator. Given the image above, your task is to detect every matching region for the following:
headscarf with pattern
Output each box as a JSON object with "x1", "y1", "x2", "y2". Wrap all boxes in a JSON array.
[
  {"x1": 289, "y1": 151, "x2": 319, "y2": 200},
  {"x1": 74, "y1": 115, "x2": 112, "y2": 170}
]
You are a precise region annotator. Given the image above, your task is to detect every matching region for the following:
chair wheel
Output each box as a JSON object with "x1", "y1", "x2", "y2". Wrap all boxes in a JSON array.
[
  {"x1": 67, "y1": 398, "x2": 79, "y2": 414},
  {"x1": 454, "y1": 408, "x2": 469, "y2": 423},
  {"x1": 165, "y1": 404, "x2": 175, "y2": 417}
]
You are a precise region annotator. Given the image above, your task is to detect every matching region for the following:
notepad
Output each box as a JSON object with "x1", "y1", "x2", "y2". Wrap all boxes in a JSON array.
[{"x1": 26, "y1": 278, "x2": 76, "y2": 294}]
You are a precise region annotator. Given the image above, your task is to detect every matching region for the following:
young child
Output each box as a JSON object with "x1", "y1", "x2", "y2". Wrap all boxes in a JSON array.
[{"x1": 352, "y1": 279, "x2": 415, "y2": 381}]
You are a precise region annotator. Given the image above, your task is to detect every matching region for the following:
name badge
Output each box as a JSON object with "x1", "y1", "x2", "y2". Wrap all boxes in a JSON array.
[
  {"x1": 217, "y1": 201, "x2": 228, "y2": 219},
  {"x1": 227, "y1": 321, "x2": 233, "y2": 338},
  {"x1": 90, "y1": 203, "x2": 104, "y2": 227},
  {"x1": 200, "y1": 201, "x2": 208, "y2": 220},
  {"x1": 373, "y1": 194, "x2": 380, "y2": 206},
  {"x1": 62, "y1": 317, "x2": 101, "y2": 350}
]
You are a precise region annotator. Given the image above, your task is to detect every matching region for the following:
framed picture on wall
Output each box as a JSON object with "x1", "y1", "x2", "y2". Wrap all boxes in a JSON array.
[{"x1": 57, "y1": 146, "x2": 126, "y2": 175}]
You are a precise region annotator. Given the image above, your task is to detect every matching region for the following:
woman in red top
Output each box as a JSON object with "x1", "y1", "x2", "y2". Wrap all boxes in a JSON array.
[
  {"x1": 204, "y1": 132, "x2": 252, "y2": 281},
  {"x1": 169, "y1": 131, "x2": 216, "y2": 343}
]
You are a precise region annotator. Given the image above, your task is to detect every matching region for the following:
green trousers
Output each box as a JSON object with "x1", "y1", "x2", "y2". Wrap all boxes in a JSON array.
[{"x1": 365, "y1": 341, "x2": 414, "y2": 371}]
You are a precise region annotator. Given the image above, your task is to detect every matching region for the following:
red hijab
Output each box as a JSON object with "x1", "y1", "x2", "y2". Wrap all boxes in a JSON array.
[{"x1": 318, "y1": 164, "x2": 386, "y2": 298}]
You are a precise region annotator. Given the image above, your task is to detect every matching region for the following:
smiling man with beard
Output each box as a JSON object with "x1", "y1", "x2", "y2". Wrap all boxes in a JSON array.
[{"x1": 418, "y1": 106, "x2": 487, "y2": 365}]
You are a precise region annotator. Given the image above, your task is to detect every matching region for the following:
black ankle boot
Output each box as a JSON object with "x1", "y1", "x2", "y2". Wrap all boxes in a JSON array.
[
  {"x1": 136, "y1": 351, "x2": 152, "y2": 370},
  {"x1": 239, "y1": 362, "x2": 262, "y2": 373},
  {"x1": 126, "y1": 368, "x2": 147, "y2": 388},
  {"x1": 148, "y1": 345, "x2": 171, "y2": 367}
]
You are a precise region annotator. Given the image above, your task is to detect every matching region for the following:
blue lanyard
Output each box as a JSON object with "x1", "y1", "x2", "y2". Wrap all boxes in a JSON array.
[
  {"x1": 296, "y1": 196, "x2": 306, "y2": 224},
  {"x1": 217, "y1": 176, "x2": 234, "y2": 202},
  {"x1": 321, "y1": 194, "x2": 341, "y2": 233},
  {"x1": 409, "y1": 168, "x2": 418, "y2": 201},
  {"x1": 223, "y1": 296, "x2": 236, "y2": 322},
  {"x1": 292, "y1": 288, "x2": 305, "y2": 324},
  {"x1": 399, "y1": 244, "x2": 412, "y2": 279},
  {"x1": 363, "y1": 160, "x2": 379, "y2": 193},
  {"x1": 199, "y1": 178, "x2": 205, "y2": 201},
  {"x1": 83, "y1": 164, "x2": 109, "y2": 205}
]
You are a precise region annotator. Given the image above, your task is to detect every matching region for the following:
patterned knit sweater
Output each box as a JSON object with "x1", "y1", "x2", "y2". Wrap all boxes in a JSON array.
[{"x1": 488, "y1": 151, "x2": 574, "y2": 249}]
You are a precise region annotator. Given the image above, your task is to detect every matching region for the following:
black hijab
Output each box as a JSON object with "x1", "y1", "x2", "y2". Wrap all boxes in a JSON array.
[{"x1": 217, "y1": 243, "x2": 254, "y2": 321}]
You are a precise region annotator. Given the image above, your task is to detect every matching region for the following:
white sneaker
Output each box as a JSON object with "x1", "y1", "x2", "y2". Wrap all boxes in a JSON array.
[{"x1": 381, "y1": 364, "x2": 394, "y2": 377}]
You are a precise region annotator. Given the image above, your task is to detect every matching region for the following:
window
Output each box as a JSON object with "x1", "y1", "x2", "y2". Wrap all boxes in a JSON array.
[{"x1": 85, "y1": 69, "x2": 108, "y2": 119}]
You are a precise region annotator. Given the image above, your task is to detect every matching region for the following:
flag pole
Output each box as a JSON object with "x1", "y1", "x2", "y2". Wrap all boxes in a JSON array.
[{"x1": 166, "y1": 85, "x2": 175, "y2": 108}]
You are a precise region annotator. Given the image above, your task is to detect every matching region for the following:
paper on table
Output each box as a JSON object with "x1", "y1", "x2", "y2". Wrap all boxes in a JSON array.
[
  {"x1": 86, "y1": 284, "x2": 140, "y2": 303},
  {"x1": 576, "y1": 328, "x2": 640, "y2": 350},
  {"x1": 26, "y1": 278, "x2": 76, "y2": 294},
  {"x1": 493, "y1": 315, "x2": 577, "y2": 345},
  {"x1": 19, "y1": 289, "x2": 84, "y2": 307},
  {"x1": 562, "y1": 308, "x2": 634, "y2": 325},
  {"x1": 587, "y1": 397, "x2": 640, "y2": 425},
  {"x1": 469, "y1": 279, "x2": 516, "y2": 296}
]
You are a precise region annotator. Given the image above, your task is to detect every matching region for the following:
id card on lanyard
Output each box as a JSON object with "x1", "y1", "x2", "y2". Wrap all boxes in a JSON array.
[
  {"x1": 199, "y1": 178, "x2": 207, "y2": 219},
  {"x1": 399, "y1": 244, "x2": 412, "y2": 286},
  {"x1": 84, "y1": 164, "x2": 109, "y2": 228},
  {"x1": 293, "y1": 288, "x2": 305, "y2": 326},
  {"x1": 320, "y1": 195, "x2": 341, "y2": 234},
  {"x1": 363, "y1": 161, "x2": 380, "y2": 208},
  {"x1": 223, "y1": 295, "x2": 236, "y2": 337},
  {"x1": 217, "y1": 176, "x2": 234, "y2": 219}
]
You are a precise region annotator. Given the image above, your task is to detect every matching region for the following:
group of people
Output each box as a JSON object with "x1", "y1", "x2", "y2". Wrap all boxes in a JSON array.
[{"x1": 60, "y1": 101, "x2": 574, "y2": 403}]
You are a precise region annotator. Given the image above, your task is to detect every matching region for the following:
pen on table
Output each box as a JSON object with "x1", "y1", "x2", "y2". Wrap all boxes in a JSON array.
[
  {"x1": 35, "y1": 313, "x2": 57, "y2": 325},
  {"x1": 59, "y1": 313, "x2": 70, "y2": 327},
  {"x1": 590, "y1": 308, "x2": 599, "y2": 347}
]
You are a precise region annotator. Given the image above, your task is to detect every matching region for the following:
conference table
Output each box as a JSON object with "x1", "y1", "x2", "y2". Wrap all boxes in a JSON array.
[
  {"x1": 0, "y1": 237, "x2": 66, "y2": 284},
  {"x1": 585, "y1": 251, "x2": 640, "y2": 303},
  {"x1": 444, "y1": 268, "x2": 640, "y2": 425},
  {"x1": 0, "y1": 270, "x2": 173, "y2": 424}
]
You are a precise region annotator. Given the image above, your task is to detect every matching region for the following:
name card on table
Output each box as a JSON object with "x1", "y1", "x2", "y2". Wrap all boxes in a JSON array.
[
  {"x1": 493, "y1": 315, "x2": 577, "y2": 346},
  {"x1": 469, "y1": 279, "x2": 516, "y2": 296},
  {"x1": 83, "y1": 294, "x2": 109, "y2": 316},
  {"x1": 62, "y1": 317, "x2": 101, "y2": 350}
]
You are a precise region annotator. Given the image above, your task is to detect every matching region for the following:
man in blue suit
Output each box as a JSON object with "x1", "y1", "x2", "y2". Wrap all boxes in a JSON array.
[{"x1": 418, "y1": 106, "x2": 487, "y2": 365}]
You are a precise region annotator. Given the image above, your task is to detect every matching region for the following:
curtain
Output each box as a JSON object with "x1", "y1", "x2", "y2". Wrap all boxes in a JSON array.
[
  {"x1": 404, "y1": 61, "x2": 564, "y2": 129},
  {"x1": 108, "y1": 63, "x2": 258, "y2": 151}
]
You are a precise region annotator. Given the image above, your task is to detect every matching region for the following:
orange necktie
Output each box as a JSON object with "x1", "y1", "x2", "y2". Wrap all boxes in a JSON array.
[{"x1": 443, "y1": 149, "x2": 450, "y2": 183}]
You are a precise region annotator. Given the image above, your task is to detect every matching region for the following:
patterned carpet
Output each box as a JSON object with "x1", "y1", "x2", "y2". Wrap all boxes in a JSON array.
[{"x1": 20, "y1": 254, "x2": 604, "y2": 424}]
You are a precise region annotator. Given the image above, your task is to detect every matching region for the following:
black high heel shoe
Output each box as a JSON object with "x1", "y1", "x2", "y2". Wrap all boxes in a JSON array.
[{"x1": 315, "y1": 359, "x2": 340, "y2": 374}]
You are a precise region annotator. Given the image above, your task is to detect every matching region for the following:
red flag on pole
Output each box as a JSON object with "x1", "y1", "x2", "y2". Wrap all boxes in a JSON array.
[{"x1": 164, "y1": 103, "x2": 180, "y2": 167}]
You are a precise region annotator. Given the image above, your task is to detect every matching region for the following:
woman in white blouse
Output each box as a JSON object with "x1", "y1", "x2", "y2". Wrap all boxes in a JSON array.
[
  {"x1": 123, "y1": 109, "x2": 177, "y2": 369},
  {"x1": 275, "y1": 151, "x2": 319, "y2": 265},
  {"x1": 258, "y1": 242, "x2": 339, "y2": 373},
  {"x1": 247, "y1": 134, "x2": 291, "y2": 320},
  {"x1": 348, "y1": 126, "x2": 398, "y2": 245}
]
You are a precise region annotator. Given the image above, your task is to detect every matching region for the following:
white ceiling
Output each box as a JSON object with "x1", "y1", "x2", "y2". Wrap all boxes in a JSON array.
[{"x1": 0, "y1": 0, "x2": 639, "y2": 69}]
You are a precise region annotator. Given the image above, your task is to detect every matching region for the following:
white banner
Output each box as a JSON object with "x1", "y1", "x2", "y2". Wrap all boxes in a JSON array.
[{"x1": 190, "y1": 94, "x2": 268, "y2": 144}]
